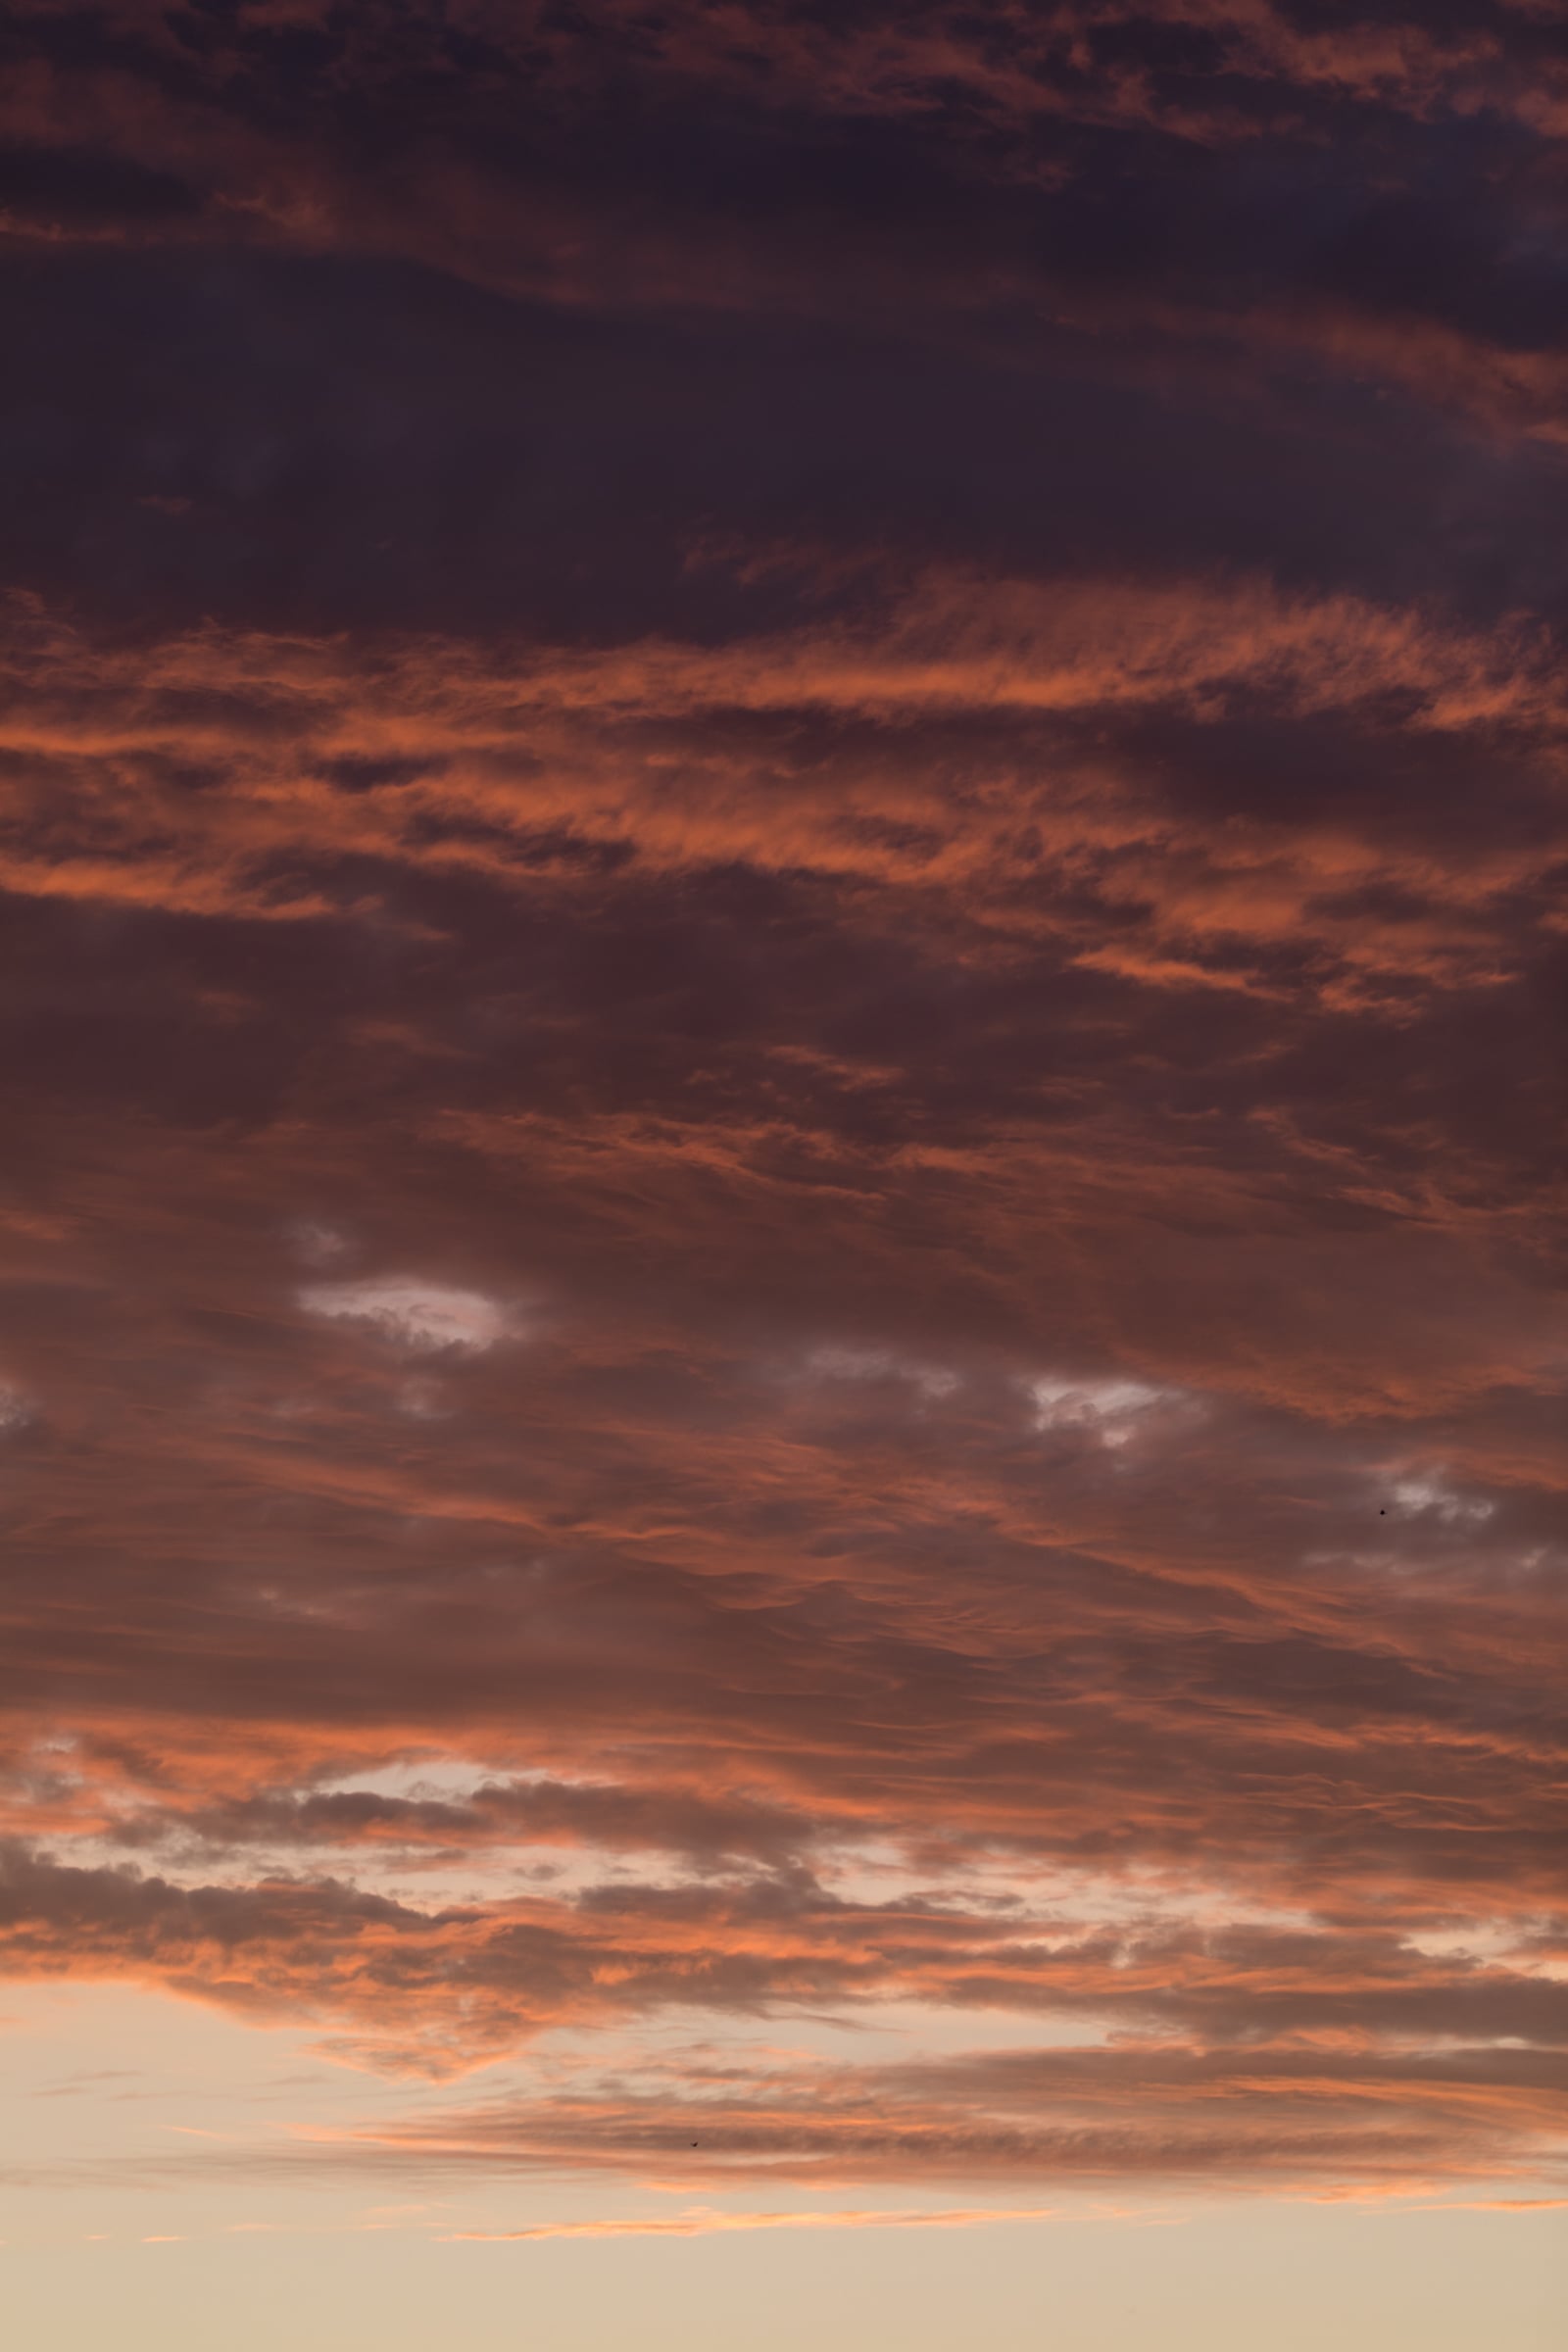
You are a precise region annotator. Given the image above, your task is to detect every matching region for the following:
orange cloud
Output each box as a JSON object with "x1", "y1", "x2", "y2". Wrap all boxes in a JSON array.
[{"x1": 439, "y1": 2203, "x2": 1067, "y2": 2239}]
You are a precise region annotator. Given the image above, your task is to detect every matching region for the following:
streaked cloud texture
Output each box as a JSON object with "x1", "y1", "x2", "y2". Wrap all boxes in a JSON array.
[{"x1": 0, "y1": 5, "x2": 1563, "y2": 2336}]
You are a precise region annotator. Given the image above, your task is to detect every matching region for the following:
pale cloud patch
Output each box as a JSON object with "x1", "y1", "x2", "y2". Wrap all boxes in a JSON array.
[
  {"x1": 807, "y1": 1345, "x2": 959, "y2": 1399},
  {"x1": 396, "y1": 1378, "x2": 455, "y2": 1419},
  {"x1": 299, "y1": 1277, "x2": 512, "y2": 1354},
  {"x1": 1388, "y1": 1474, "x2": 1494, "y2": 1526},
  {"x1": 0, "y1": 1384, "x2": 30, "y2": 1433},
  {"x1": 1025, "y1": 1376, "x2": 1170, "y2": 1447},
  {"x1": 286, "y1": 1219, "x2": 353, "y2": 1268}
]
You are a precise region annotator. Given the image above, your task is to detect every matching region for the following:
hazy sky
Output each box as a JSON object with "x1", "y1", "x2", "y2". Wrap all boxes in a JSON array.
[{"x1": 0, "y1": 4, "x2": 1565, "y2": 2346}]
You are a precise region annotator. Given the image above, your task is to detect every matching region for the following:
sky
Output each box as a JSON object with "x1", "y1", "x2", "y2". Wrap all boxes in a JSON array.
[{"x1": 0, "y1": 3, "x2": 1565, "y2": 2346}]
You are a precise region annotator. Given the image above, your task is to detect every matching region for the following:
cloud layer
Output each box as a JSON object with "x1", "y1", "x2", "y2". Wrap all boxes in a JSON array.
[{"x1": 0, "y1": 0, "x2": 1563, "y2": 2216}]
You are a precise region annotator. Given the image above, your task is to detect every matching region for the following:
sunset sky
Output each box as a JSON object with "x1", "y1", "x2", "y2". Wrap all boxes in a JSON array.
[{"x1": 1, "y1": 4, "x2": 1565, "y2": 2347}]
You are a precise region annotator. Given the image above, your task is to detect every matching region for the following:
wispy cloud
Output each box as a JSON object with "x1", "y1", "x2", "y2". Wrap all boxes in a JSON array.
[{"x1": 441, "y1": 2204, "x2": 1067, "y2": 2240}]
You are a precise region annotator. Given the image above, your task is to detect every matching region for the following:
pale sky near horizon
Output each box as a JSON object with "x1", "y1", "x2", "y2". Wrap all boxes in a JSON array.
[
  {"x1": 6, "y1": 1983, "x2": 1564, "y2": 2352},
  {"x1": 1, "y1": 3, "x2": 1565, "y2": 2346}
]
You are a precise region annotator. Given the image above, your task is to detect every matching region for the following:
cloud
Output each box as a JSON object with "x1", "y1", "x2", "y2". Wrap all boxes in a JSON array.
[
  {"x1": 298, "y1": 1278, "x2": 512, "y2": 1354},
  {"x1": 1387, "y1": 1476, "x2": 1495, "y2": 1527},
  {"x1": 440, "y1": 2204, "x2": 1066, "y2": 2239},
  {"x1": 1025, "y1": 1376, "x2": 1171, "y2": 1445},
  {"x1": 5, "y1": 1839, "x2": 1567, "y2": 2111},
  {"x1": 806, "y1": 1346, "x2": 959, "y2": 1400},
  {"x1": 265, "y1": 2030, "x2": 1568, "y2": 2198},
  {"x1": 0, "y1": 570, "x2": 1559, "y2": 1052},
  {"x1": 1406, "y1": 2197, "x2": 1568, "y2": 2214},
  {"x1": 6, "y1": 0, "x2": 1568, "y2": 465}
]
